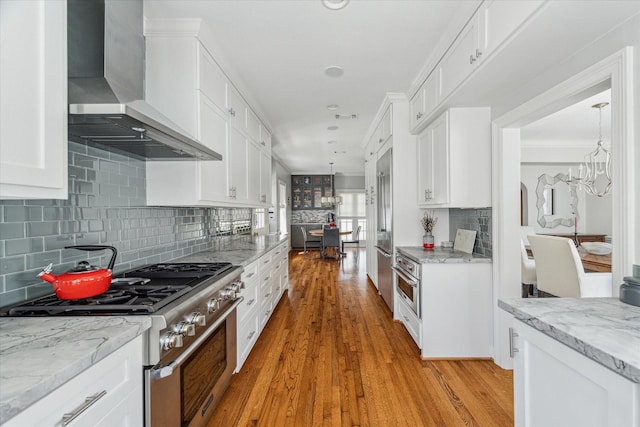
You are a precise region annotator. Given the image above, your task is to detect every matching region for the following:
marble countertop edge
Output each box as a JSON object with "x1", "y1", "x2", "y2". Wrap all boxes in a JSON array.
[{"x1": 499, "y1": 298, "x2": 640, "y2": 383}]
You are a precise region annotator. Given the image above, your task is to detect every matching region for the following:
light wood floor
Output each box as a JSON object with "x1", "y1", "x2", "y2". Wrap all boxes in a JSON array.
[{"x1": 207, "y1": 248, "x2": 513, "y2": 427}]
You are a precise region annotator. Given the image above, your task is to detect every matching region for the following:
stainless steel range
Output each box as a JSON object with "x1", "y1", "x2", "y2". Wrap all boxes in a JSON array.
[{"x1": 1, "y1": 262, "x2": 244, "y2": 427}]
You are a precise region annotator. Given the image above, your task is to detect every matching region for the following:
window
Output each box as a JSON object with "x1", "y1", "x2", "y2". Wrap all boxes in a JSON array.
[{"x1": 336, "y1": 190, "x2": 366, "y2": 242}]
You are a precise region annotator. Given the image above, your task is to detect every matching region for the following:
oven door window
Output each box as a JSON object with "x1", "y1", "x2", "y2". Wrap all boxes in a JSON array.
[
  {"x1": 181, "y1": 320, "x2": 227, "y2": 426},
  {"x1": 397, "y1": 274, "x2": 415, "y2": 302}
]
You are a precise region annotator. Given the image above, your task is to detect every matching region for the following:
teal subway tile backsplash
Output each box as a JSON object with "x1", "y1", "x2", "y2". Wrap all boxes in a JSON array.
[{"x1": 0, "y1": 141, "x2": 252, "y2": 307}]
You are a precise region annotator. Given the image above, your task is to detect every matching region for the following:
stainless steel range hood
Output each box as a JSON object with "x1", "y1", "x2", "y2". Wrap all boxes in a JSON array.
[{"x1": 68, "y1": 0, "x2": 221, "y2": 161}]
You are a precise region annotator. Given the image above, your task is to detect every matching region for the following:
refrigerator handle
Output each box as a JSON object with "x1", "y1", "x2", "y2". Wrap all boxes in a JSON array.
[{"x1": 375, "y1": 245, "x2": 392, "y2": 258}]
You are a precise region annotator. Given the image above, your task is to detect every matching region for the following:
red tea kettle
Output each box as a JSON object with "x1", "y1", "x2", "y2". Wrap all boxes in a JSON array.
[{"x1": 38, "y1": 245, "x2": 118, "y2": 300}]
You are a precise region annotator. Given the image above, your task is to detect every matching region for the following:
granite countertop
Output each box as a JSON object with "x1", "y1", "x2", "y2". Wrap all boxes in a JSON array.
[
  {"x1": 396, "y1": 246, "x2": 492, "y2": 264},
  {"x1": 0, "y1": 317, "x2": 152, "y2": 424},
  {"x1": 499, "y1": 297, "x2": 640, "y2": 383},
  {"x1": 175, "y1": 233, "x2": 288, "y2": 266}
]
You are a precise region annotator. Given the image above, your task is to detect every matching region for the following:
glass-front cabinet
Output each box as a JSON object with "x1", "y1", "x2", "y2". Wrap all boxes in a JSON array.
[{"x1": 291, "y1": 175, "x2": 333, "y2": 210}]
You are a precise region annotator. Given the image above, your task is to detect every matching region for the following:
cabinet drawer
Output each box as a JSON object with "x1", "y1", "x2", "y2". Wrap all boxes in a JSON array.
[
  {"x1": 397, "y1": 299, "x2": 421, "y2": 349},
  {"x1": 5, "y1": 336, "x2": 143, "y2": 427},
  {"x1": 237, "y1": 308, "x2": 260, "y2": 371},
  {"x1": 237, "y1": 277, "x2": 259, "y2": 323},
  {"x1": 242, "y1": 260, "x2": 259, "y2": 282}
]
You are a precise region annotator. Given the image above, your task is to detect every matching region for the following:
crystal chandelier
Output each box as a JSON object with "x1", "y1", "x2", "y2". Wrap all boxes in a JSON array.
[
  {"x1": 321, "y1": 162, "x2": 342, "y2": 206},
  {"x1": 568, "y1": 102, "x2": 612, "y2": 197}
]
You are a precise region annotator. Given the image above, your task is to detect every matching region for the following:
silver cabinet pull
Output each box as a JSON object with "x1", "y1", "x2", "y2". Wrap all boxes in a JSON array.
[
  {"x1": 476, "y1": 48, "x2": 482, "y2": 58},
  {"x1": 246, "y1": 298, "x2": 255, "y2": 306},
  {"x1": 470, "y1": 54, "x2": 476, "y2": 64},
  {"x1": 61, "y1": 390, "x2": 107, "y2": 425},
  {"x1": 245, "y1": 272, "x2": 255, "y2": 279},
  {"x1": 247, "y1": 330, "x2": 256, "y2": 340},
  {"x1": 509, "y1": 327, "x2": 519, "y2": 358}
]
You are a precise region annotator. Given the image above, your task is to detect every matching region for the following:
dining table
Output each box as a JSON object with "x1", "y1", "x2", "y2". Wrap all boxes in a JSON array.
[
  {"x1": 308, "y1": 228, "x2": 352, "y2": 258},
  {"x1": 525, "y1": 245, "x2": 612, "y2": 273}
]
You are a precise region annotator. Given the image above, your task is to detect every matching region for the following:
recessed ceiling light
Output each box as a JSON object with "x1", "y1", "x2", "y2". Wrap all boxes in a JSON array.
[
  {"x1": 328, "y1": 140, "x2": 337, "y2": 144},
  {"x1": 334, "y1": 150, "x2": 347, "y2": 154},
  {"x1": 321, "y1": 0, "x2": 350, "y2": 10},
  {"x1": 328, "y1": 125, "x2": 339, "y2": 131},
  {"x1": 324, "y1": 66, "x2": 344, "y2": 78},
  {"x1": 327, "y1": 104, "x2": 339, "y2": 110}
]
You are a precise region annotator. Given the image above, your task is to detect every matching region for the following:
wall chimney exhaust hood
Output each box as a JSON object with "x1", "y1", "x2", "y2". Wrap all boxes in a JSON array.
[{"x1": 67, "y1": 0, "x2": 221, "y2": 161}]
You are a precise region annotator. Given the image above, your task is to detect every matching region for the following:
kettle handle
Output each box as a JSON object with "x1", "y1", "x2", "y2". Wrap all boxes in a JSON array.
[{"x1": 64, "y1": 245, "x2": 118, "y2": 270}]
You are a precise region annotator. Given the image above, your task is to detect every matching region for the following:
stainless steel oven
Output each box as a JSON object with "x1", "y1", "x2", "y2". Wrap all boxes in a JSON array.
[
  {"x1": 145, "y1": 297, "x2": 241, "y2": 427},
  {"x1": 392, "y1": 253, "x2": 420, "y2": 318}
]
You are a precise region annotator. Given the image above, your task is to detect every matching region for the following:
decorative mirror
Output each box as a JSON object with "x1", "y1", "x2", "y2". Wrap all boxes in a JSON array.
[{"x1": 536, "y1": 173, "x2": 579, "y2": 228}]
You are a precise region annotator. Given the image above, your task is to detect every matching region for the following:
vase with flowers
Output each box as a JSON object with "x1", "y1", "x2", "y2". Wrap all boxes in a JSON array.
[{"x1": 421, "y1": 210, "x2": 437, "y2": 249}]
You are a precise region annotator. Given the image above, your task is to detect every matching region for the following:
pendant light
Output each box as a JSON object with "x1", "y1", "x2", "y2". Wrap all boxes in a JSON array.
[
  {"x1": 321, "y1": 163, "x2": 342, "y2": 206},
  {"x1": 568, "y1": 102, "x2": 612, "y2": 197}
]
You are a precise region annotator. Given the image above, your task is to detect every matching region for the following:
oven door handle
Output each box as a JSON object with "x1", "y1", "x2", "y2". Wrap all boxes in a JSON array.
[
  {"x1": 391, "y1": 266, "x2": 419, "y2": 287},
  {"x1": 151, "y1": 297, "x2": 244, "y2": 379}
]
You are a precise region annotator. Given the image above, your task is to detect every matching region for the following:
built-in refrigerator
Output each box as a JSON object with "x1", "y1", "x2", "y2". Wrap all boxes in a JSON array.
[{"x1": 375, "y1": 148, "x2": 393, "y2": 312}]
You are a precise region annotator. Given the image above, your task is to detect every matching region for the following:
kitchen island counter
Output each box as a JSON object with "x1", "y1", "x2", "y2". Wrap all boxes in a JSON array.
[
  {"x1": 0, "y1": 316, "x2": 151, "y2": 424},
  {"x1": 397, "y1": 246, "x2": 491, "y2": 264},
  {"x1": 499, "y1": 297, "x2": 640, "y2": 383},
  {"x1": 175, "y1": 233, "x2": 288, "y2": 266}
]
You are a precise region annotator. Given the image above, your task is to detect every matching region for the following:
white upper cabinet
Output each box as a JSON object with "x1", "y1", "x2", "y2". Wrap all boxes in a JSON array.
[
  {"x1": 227, "y1": 85, "x2": 248, "y2": 134},
  {"x1": 259, "y1": 126, "x2": 272, "y2": 153},
  {"x1": 417, "y1": 108, "x2": 491, "y2": 208},
  {"x1": 0, "y1": 0, "x2": 68, "y2": 199},
  {"x1": 145, "y1": 19, "x2": 271, "y2": 207},
  {"x1": 260, "y1": 151, "x2": 271, "y2": 205},
  {"x1": 409, "y1": 0, "x2": 543, "y2": 134}
]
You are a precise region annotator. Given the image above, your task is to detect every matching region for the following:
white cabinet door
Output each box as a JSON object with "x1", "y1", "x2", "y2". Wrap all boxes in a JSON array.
[
  {"x1": 246, "y1": 109, "x2": 261, "y2": 143},
  {"x1": 513, "y1": 320, "x2": 639, "y2": 427},
  {"x1": 260, "y1": 150, "x2": 272, "y2": 206},
  {"x1": 229, "y1": 126, "x2": 248, "y2": 203},
  {"x1": 198, "y1": 46, "x2": 227, "y2": 113},
  {"x1": 417, "y1": 112, "x2": 449, "y2": 205},
  {"x1": 0, "y1": 0, "x2": 67, "y2": 199},
  {"x1": 438, "y1": 15, "x2": 480, "y2": 101},
  {"x1": 5, "y1": 336, "x2": 143, "y2": 427},
  {"x1": 409, "y1": 88, "x2": 425, "y2": 130},
  {"x1": 259, "y1": 126, "x2": 272, "y2": 153},
  {"x1": 198, "y1": 93, "x2": 229, "y2": 202},
  {"x1": 227, "y1": 85, "x2": 247, "y2": 134},
  {"x1": 247, "y1": 139, "x2": 261, "y2": 204},
  {"x1": 479, "y1": 0, "x2": 543, "y2": 58}
]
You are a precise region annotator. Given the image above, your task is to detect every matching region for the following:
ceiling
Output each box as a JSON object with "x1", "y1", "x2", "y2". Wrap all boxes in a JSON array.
[
  {"x1": 143, "y1": 0, "x2": 475, "y2": 176},
  {"x1": 521, "y1": 89, "x2": 612, "y2": 146}
]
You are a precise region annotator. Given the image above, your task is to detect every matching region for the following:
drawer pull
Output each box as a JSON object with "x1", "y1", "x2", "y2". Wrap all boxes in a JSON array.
[
  {"x1": 264, "y1": 276, "x2": 270, "y2": 282},
  {"x1": 247, "y1": 298, "x2": 255, "y2": 306},
  {"x1": 263, "y1": 259, "x2": 270, "y2": 264},
  {"x1": 247, "y1": 330, "x2": 256, "y2": 340},
  {"x1": 264, "y1": 292, "x2": 271, "y2": 299},
  {"x1": 245, "y1": 272, "x2": 255, "y2": 279},
  {"x1": 61, "y1": 390, "x2": 107, "y2": 425}
]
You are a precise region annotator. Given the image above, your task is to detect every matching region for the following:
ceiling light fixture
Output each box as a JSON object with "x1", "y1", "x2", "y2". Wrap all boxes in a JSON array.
[
  {"x1": 328, "y1": 140, "x2": 337, "y2": 144},
  {"x1": 327, "y1": 104, "x2": 339, "y2": 110},
  {"x1": 324, "y1": 66, "x2": 344, "y2": 78},
  {"x1": 321, "y1": 0, "x2": 350, "y2": 10},
  {"x1": 328, "y1": 125, "x2": 339, "y2": 131},
  {"x1": 567, "y1": 102, "x2": 612, "y2": 197},
  {"x1": 321, "y1": 162, "x2": 342, "y2": 206}
]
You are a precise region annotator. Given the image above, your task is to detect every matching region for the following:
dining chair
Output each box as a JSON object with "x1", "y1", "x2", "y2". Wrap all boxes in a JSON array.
[
  {"x1": 301, "y1": 226, "x2": 321, "y2": 257},
  {"x1": 341, "y1": 225, "x2": 362, "y2": 254},
  {"x1": 528, "y1": 235, "x2": 612, "y2": 298},
  {"x1": 322, "y1": 226, "x2": 341, "y2": 260},
  {"x1": 520, "y1": 226, "x2": 537, "y2": 297}
]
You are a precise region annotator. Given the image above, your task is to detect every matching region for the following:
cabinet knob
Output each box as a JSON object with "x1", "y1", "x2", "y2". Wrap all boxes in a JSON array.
[{"x1": 416, "y1": 112, "x2": 423, "y2": 120}]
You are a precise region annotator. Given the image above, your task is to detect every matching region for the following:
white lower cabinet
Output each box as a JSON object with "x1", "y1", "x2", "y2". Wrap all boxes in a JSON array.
[
  {"x1": 413, "y1": 263, "x2": 492, "y2": 358},
  {"x1": 5, "y1": 335, "x2": 143, "y2": 427},
  {"x1": 513, "y1": 320, "x2": 639, "y2": 427},
  {"x1": 236, "y1": 241, "x2": 290, "y2": 372},
  {"x1": 397, "y1": 297, "x2": 421, "y2": 348}
]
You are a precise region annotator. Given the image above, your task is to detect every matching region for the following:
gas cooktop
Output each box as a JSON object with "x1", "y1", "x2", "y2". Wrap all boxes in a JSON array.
[{"x1": 1, "y1": 262, "x2": 235, "y2": 316}]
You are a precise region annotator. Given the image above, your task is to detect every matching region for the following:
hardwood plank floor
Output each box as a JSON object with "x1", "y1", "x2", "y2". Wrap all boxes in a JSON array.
[{"x1": 207, "y1": 248, "x2": 513, "y2": 426}]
